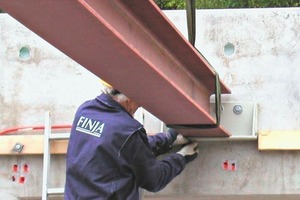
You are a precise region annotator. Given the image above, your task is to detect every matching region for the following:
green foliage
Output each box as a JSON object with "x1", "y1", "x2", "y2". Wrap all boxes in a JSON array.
[
  {"x1": 154, "y1": 0, "x2": 186, "y2": 9},
  {"x1": 154, "y1": 0, "x2": 300, "y2": 9}
]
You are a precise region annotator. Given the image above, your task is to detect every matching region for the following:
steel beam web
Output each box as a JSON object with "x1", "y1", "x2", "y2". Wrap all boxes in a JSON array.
[{"x1": 0, "y1": 0, "x2": 231, "y2": 137}]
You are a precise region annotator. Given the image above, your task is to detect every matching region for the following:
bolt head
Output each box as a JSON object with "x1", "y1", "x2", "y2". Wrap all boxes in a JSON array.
[
  {"x1": 233, "y1": 105, "x2": 243, "y2": 115},
  {"x1": 13, "y1": 143, "x2": 24, "y2": 153}
]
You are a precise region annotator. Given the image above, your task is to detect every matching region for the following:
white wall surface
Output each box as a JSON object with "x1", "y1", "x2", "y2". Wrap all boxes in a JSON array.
[{"x1": 164, "y1": 8, "x2": 300, "y2": 131}]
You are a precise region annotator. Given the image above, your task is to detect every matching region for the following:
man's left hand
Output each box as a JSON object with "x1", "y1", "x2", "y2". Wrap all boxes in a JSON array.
[{"x1": 173, "y1": 134, "x2": 190, "y2": 146}]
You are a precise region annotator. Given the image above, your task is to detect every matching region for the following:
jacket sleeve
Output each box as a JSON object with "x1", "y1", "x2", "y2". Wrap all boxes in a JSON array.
[
  {"x1": 122, "y1": 129, "x2": 186, "y2": 192},
  {"x1": 147, "y1": 132, "x2": 173, "y2": 156}
]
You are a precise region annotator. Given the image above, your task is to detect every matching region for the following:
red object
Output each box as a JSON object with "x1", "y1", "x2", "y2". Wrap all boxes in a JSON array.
[
  {"x1": 0, "y1": 0, "x2": 231, "y2": 137},
  {"x1": 13, "y1": 164, "x2": 19, "y2": 173},
  {"x1": 223, "y1": 160, "x2": 229, "y2": 170},
  {"x1": 18, "y1": 176, "x2": 25, "y2": 184},
  {"x1": 0, "y1": 125, "x2": 72, "y2": 135},
  {"x1": 231, "y1": 162, "x2": 236, "y2": 171},
  {"x1": 23, "y1": 164, "x2": 29, "y2": 173}
]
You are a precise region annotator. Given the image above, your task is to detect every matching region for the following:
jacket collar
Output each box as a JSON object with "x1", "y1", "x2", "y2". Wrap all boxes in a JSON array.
[{"x1": 96, "y1": 93, "x2": 132, "y2": 116}]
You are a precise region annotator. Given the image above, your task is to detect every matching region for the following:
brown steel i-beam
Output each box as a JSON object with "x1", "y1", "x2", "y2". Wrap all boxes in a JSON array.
[{"x1": 0, "y1": 0, "x2": 231, "y2": 137}]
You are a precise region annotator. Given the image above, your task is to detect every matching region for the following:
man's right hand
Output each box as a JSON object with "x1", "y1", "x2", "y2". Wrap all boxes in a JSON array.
[{"x1": 176, "y1": 142, "x2": 198, "y2": 163}]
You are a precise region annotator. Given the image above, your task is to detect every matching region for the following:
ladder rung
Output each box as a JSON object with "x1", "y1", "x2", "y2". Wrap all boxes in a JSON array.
[
  {"x1": 49, "y1": 133, "x2": 70, "y2": 140},
  {"x1": 47, "y1": 187, "x2": 64, "y2": 195}
]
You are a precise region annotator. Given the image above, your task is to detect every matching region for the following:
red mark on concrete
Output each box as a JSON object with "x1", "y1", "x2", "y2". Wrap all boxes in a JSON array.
[
  {"x1": 23, "y1": 164, "x2": 29, "y2": 173},
  {"x1": 231, "y1": 162, "x2": 237, "y2": 171},
  {"x1": 223, "y1": 160, "x2": 229, "y2": 170},
  {"x1": 18, "y1": 176, "x2": 25, "y2": 184},
  {"x1": 223, "y1": 160, "x2": 237, "y2": 171},
  {"x1": 13, "y1": 164, "x2": 19, "y2": 172}
]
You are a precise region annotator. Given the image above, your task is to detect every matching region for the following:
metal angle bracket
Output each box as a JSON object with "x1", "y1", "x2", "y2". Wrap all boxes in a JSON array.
[{"x1": 201, "y1": 101, "x2": 258, "y2": 141}]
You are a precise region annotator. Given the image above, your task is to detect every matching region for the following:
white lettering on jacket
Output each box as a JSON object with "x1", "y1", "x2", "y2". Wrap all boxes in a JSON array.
[{"x1": 76, "y1": 116, "x2": 105, "y2": 137}]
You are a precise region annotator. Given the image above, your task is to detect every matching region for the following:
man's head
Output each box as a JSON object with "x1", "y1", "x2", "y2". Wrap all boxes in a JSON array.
[{"x1": 101, "y1": 80, "x2": 139, "y2": 116}]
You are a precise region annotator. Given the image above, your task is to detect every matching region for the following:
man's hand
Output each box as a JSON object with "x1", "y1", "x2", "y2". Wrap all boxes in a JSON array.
[
  {"x1": 176, "y1": 142, "x2": 198, "y2": 163},
  {"x1": 173, "y1": 134, "x2": 190, "y2": 146},
  {"x1": 168, "y1": 129, "x2": 190, "y2": 146}
]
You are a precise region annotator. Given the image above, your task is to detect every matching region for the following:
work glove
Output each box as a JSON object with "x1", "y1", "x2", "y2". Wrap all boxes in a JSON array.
[
  {"x1": 173, "y1": 134, "x2": 190, "y2": 146},
  {"x1": 168, "y1": 129, "x2": 190, "y2": 146},
  {"x1": 176, "y1": 142, "x2": 198, "y2": 163}
]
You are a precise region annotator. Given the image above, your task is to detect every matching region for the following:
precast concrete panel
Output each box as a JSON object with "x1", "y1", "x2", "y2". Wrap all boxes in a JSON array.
[{"x1": 1, "y1": 8, "x2": 300, "y2": 199}]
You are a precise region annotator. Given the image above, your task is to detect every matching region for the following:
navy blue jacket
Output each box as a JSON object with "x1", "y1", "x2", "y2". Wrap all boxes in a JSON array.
[{"x1": 65, "y1": 93, "x2": 186, "y2": 200}]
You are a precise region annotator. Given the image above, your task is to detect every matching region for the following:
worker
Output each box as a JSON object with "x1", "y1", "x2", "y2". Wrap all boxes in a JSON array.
[{"x1": 64, "y1": 80, "x2": 198, "y2": 200}]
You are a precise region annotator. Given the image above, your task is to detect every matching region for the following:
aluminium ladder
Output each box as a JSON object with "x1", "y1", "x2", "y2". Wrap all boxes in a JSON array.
[{"x1": 42, "y1": 111, "x2": 70, "y2": 200}]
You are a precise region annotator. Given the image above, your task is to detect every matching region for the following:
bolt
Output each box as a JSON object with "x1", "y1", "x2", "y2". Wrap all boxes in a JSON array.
[
  {"x1": 220, "y1": 105, "x2": 224, "y2": 112},
  {"x1": 12, "y1": 143, "x2": 24, "y2": 153},
  {"x1": 15, "y1": 144, "x2": 21, "y2": 150},
  {"x1": 233, "y1": 105, "x2": 243, "y2": 115},
  {"x1": 213, "y1": 105, "x2": 224, "y2": 114}
]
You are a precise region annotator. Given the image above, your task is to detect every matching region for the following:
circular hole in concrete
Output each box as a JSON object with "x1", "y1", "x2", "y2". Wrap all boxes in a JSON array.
[
  {"x1": 19, "y1": 46, "x2": 31, "y2": 60},
  {"x1": 224, "y1": 43, "x2": 235, "y2": 56}
]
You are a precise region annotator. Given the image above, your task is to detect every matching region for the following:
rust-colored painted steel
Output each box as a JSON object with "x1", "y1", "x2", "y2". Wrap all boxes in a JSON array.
[{"x1": 0, "y1": 0, "x2": 231, "y2": 137}]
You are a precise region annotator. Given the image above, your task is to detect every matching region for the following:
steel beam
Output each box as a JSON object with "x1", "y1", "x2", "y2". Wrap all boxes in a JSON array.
[{"x1": 0, "y1": 0, "x2": 231, "y2": 136}]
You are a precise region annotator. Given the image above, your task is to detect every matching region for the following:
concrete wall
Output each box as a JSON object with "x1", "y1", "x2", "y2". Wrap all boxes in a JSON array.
[{"x1": 1, "y1": 7, "x2": 300, "y2": 199}]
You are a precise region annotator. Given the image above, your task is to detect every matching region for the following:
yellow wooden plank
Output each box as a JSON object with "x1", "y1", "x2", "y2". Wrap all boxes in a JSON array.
[
  {"x1": 0, "y1": 135, "x2": 68, "y2": 155},
  {"x1": 258, "y1": 131, "x2": 300, "y2": 150}
]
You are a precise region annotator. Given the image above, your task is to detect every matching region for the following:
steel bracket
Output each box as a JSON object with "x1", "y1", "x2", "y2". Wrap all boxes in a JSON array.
[{"x1": 201, "y1": 101, "x2": 258, "y2": 141}]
